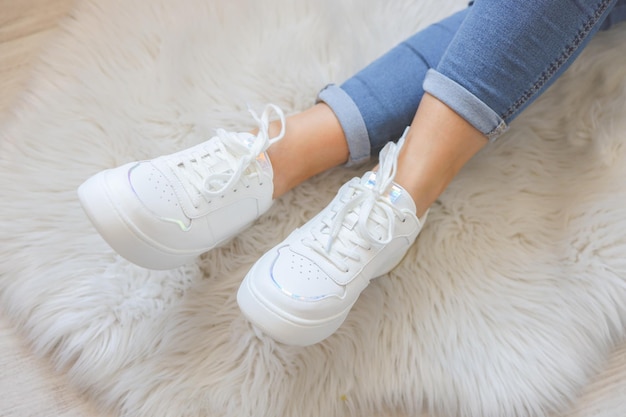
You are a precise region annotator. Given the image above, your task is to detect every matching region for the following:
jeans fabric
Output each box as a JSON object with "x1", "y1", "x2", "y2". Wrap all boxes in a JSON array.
[{"x1": 318, "y1": 0, "x2": 626, "y2": 165}]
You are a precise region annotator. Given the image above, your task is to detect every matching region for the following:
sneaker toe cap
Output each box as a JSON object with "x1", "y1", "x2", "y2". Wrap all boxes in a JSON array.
[
  {"x1": 128, "y1": 162, "x2": 190, "y2": 223},
  {"x1": 269, "y1": 246, "x2": 345, "y2": 302},
  {"x1": 246, "y1": 246, "x2": 348, "y2": 320}
]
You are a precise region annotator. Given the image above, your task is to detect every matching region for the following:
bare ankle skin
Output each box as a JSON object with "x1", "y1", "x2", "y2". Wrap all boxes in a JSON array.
[
  {"x1": 394, "y1": 94, "x2": 488, "y2": 218},
  {"x1": 255, "y1": 103, "x2": 350, "y2": 198},
  {"x1": 259, "y1": 94, "x2": 487, "y2": 219}
]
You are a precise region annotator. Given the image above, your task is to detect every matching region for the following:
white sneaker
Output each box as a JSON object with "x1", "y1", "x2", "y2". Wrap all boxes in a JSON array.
[
  {"x1": 78, "y1": 104, "x2": 286, "y2": 270},
  {"x1": 237, "y1": 132, "x2": 427, "y2": 346}
]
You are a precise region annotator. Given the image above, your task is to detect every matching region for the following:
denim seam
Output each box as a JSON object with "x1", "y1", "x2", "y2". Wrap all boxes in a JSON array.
[
  {"x1": 501, "y1": 0, "x2": 614, "y2": 120},
  {"x1": 400, "y1": 41, "x2": 431, "y2": 67},
  {"x1": 486, "y1": 120, "x2": 508, "y2": 142}
]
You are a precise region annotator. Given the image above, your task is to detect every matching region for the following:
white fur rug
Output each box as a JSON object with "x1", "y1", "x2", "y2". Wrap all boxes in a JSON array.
[{"x1": 1, "y1": 1, "x2": 626, "y2": 416}]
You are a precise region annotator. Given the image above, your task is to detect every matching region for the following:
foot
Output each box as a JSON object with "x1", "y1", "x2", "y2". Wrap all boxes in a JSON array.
[
  {"x1": 78, "y1": 104, "x2": 285, "y2": 270},
  {"x1": 237, "y1": 133, "x2": 427, "y2": 346}
]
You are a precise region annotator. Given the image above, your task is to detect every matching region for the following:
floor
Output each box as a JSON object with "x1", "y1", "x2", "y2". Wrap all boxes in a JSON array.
[
  {"x1": 0, "y1": 2, "x2": 103, "y2": 416},
  {"x1": 0, "y1": 0, "x2": 75, "y2": 113}
]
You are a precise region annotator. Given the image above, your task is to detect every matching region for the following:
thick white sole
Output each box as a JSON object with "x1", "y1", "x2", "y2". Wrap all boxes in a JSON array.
[
  {"x1": 237, "y1": 262, "x2": 351, "y2": 346},
  {"x1": 77, "y1": 171, "x2": 199, "y2": 270}
]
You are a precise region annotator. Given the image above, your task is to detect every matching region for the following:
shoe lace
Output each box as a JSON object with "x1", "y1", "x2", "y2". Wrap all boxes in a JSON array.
[
  {"x1": 168, "y1": 104, "x2": 286, "y2": 204},
  {"x1": 304, "y1": 130, "x2": 408, "y2": 273}
]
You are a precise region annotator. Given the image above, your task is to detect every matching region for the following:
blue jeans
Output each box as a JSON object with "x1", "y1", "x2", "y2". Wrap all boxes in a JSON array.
[{"x1": 318, "y1": 0, "x2": 626, "y2": 165}]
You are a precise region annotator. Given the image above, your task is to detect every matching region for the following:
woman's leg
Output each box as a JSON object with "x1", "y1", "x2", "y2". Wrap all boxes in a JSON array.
[
  {"x1": 239, "y1": 0, "x2": 624, "y2": 346},
  {"x1": 395, "y1": 93, "x2": 487, "y2": 217},
  {"x1": 268, "y1": 8, "x2": 470, "y2": 198},
  {"x1": 264, "y1": 103, "x2": 349, "y2": 198},
  {"x1": 395, "y1": 0, "x2": 623, "y2": 216},
  {"x1": 271, "y1": 0, "x2": 626, "y2": 207}
]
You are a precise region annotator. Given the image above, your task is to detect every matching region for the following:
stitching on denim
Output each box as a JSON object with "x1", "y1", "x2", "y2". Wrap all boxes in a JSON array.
[
  {"x1": 400, "y1": 41, "x2": 432, "y2": 69},
  {"x1": 501, "y1": 0, "x2": 613, "y2": 121},
  {"x1": 486, "y1": 120, "x2": 508, "y2": 142}
]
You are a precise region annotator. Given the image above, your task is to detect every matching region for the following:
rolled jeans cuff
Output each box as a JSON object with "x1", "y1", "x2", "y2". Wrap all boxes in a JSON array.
[
  {"x1": 317, "y1": 84, "x2": 371, "y2": 166},
  {"x1": 423, "y1": 69, "x2": 508, "y2": 141}
]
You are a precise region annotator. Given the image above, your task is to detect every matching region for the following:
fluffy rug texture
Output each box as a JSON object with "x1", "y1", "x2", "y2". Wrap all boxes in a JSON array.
[{"x1": 1, "y1": 0, "x2": 626, "y2": 416}]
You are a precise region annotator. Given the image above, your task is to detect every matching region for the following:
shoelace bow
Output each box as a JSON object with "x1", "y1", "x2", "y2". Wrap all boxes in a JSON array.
[
  {"x1": 306, "y1": 131, "x2": 408, "y2": 273},
  {"x1": 170, "y1": 104, "x2": 286, "y2": 202}
]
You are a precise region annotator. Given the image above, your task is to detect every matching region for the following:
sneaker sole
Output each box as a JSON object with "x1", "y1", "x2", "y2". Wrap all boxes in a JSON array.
[
  {"x1": 237, "y1": 262, "x2": 351, "y2": 346},
  {"x1": 78, "y1": 171, "x2": 200, "y2": 270}
]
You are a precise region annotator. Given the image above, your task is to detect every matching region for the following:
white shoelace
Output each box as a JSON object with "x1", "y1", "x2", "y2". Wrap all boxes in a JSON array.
[
  {"x1": 304, "y1": 130, "x2": 408, "y2": 273},
  {"x1": 167, "y1": 104, "x2": 286, "y2": 204}
]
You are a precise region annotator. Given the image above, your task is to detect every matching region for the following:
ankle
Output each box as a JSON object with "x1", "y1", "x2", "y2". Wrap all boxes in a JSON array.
[
  {"x1": 264, "y1": 104, "x2": 350, "y2": 199},
  {"x1": 393, "y1": 168, "x2": 444, "y2": 219},
  {"x1": 393, "y1": 148, "x2": 457, "y2": 219}
]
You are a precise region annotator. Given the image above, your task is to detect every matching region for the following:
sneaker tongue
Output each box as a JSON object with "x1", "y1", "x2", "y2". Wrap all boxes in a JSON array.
[
  {"x1": 237, "y1": 132, "x2": 257, "y2": 149},
  {"x1": 198, "y1": 132, "x2": 270, "y2": 177},
  {"x1": 206, "y1": 158, "x2": 230, "y2": 175},
  {"x1": 361, "y1": 171, "x2": 416, "y2": 213},
  {"x1": 237, "y1": 132, "x2": 273, "y2": 176},
  {"x1": 331, "y1": 172, "x2": 416, "y2": 243}
]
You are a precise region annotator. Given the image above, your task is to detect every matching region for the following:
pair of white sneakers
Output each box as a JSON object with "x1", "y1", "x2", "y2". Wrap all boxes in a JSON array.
[{"x1": 78, "y1": 104, "x2": 427, "y2": 346}]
